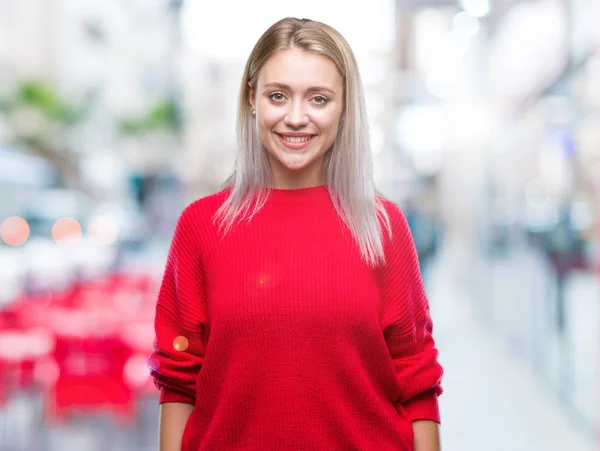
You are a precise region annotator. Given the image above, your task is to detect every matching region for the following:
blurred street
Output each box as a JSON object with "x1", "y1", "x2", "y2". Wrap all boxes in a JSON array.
[
  {"x1": 1, "y1": 0, "x2": 599, "y2": 449},
  {"x1": 430, "y1": 239, "x2": 595, "y2": 451}
]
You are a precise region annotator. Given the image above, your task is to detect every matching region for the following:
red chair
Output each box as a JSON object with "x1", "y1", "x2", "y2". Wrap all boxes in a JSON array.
[
  {"x1": 43, "y1": 317, "x2": 135, "y2": 425},
  {"x1": 119, "y1": 320, "x2": 156, "y2": 397},
  {"x1": 0, "y1": 325, "x2": 55, "y2": 396}
]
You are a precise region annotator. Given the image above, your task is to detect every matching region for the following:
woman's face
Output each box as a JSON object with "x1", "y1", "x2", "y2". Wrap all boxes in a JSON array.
[{"x1": 250, "y1": 47, "x2": 344, "y2": 189}]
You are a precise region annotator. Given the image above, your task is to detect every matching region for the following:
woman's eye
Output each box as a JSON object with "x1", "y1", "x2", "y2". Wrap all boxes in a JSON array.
[
  {"x1": 313, "y1": 96, "x2": 328, "y2": 105},
  {"x1": 269, "y1": 92, "x2": 285, "y2": 101}
]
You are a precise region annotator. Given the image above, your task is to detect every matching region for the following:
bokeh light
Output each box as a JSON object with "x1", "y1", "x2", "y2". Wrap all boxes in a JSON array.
[
  {"x1": 33, "y1": 357, "x2": 60, "y2": 387},
  {"x1": 87, "y1": 215, "x2": 119, "y2": 246},
  {"x1": 124, "y1": 354, "x2": 151, "y2": 388},
  {"x1": 0, "y1": 216, "x2": 30, "y2": 246},
  {"x1": 52, "y1": 217, "x2": 82, "y2": 243}
]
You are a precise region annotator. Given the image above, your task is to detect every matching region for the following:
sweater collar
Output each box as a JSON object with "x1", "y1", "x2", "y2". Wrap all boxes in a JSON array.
[{"x1": 266, "y1": 184, "x2": 331, "y2": 203}]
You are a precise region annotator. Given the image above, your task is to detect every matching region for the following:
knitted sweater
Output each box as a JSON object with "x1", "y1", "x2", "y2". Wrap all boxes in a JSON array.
[{"x1": 149, "y1": 185, "x2": 443, "y2": 451}]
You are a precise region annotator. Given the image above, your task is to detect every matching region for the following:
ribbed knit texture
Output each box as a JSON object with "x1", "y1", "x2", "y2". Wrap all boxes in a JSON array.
[{"x1": 149, "y1": 185, "x2": 443, "y2": 451}]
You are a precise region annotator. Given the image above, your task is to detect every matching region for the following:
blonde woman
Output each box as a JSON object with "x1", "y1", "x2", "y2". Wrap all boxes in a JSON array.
[{"x1": 150, "y1": 17, "x2": 443, "y2": 451}]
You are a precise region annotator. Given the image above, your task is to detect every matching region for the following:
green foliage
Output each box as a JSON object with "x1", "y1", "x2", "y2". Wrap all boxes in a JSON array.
[
  {"x1": 0, "y1": 98, "x2": 10, "y2": 114},
  {"x1": 119, "y1": 97, "x2": 181, "y2": 135},
  {"x1": 19, "y1": 81, "x2": 83, "y2": 124},
  {"x1": 0, "y1": 80, "x2": 85, "y2": 125}
]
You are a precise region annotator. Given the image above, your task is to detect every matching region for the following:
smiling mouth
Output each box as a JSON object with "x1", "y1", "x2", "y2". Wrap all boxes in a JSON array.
[{"x1": 278, "y1": 134, "x2": 315, "y2": 143}]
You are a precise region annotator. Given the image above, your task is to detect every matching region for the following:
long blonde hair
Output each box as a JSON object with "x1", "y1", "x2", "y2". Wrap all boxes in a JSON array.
[{"x1": 215, "y1": 17, "x2": 391, "y2": 266}]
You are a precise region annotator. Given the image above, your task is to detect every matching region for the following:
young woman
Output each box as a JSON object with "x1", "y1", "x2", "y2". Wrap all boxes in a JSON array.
[{"x1": 150, "y1": 17, "x2": 443, "y2": 451}]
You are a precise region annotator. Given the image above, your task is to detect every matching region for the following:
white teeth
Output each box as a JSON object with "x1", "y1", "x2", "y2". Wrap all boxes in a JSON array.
[{"x1": 282, "y1": 136, "x2": 311, "y2": 143}]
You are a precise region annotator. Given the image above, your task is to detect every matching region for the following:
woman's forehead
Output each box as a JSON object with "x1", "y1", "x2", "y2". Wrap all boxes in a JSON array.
[{"x1": 257, "y1": 49, "x2": 342, "y2": 91}]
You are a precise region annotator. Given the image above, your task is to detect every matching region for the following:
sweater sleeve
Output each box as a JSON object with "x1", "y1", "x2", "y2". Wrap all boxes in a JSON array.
[
  {"x1": 148, "y1": 205, "x2": 207, "y2": 405},
  {"x1": 379, "y1": 201, "x2": 444, "y2": 423}
]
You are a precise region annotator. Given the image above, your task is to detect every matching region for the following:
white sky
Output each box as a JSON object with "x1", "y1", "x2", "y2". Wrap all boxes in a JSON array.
[{"x1": 181, "y1": 0, "x2": 396, "y2": 61}]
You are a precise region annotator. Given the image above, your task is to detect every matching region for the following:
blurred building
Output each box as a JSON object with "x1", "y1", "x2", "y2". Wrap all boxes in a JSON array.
[
  {"x1": 178, "y1": 57, "x2": 239, "y2": 196},
  {"x1": 392, "y1": 0, "x2": 600, "y2": 436},
  {"x1": 0, "y1": 0, "x2": 184, "y2": 197}
]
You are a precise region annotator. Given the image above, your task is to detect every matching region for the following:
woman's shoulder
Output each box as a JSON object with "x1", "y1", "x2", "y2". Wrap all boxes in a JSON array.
[
  {"x1": 375, "y1": 195, "x2": 412, "y2": 242},
  {"x1": 376, "y1": 194, "x2": 406, "y2": 223},
  {"x1": 175, "y1": 188, "x2": 230, "y2": 229},
  {"x1": 186, "y1": 188, "x2": 229, "y2": 214}
]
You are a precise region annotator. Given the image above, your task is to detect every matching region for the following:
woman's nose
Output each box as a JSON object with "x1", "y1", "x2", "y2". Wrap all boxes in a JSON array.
[{"x1": 284, "y1": 101, "x2": 309, "y2": 128}]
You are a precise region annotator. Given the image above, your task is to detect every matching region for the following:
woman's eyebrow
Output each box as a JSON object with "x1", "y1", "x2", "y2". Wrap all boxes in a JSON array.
[{"x1": 263, "y1": 82, "x2": 336, "y2": 95}]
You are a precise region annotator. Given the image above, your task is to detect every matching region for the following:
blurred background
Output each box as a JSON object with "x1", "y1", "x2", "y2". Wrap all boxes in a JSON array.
[{"x1": 0, "y1": 0, "x2": 598, "y2": 450}]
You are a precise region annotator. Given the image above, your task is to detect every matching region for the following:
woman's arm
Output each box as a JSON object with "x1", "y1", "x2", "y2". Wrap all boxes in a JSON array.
[
  {"x1": 378, "y1": 201, "x2": 444, "y2": 428},
  {"x1": 413, "y1": 420, "x2": 440, "y2": 451},
  {"x1": 149, "y1": 205, "x2": 207, "y2": 447},
  {"x1": 159, "y1": 402, "x2": 194, "y2": 451}
]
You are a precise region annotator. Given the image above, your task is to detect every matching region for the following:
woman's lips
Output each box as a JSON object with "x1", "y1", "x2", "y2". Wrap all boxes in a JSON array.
[{"x1": 276, "y1": 134, "x2": 315, "y2": 150}]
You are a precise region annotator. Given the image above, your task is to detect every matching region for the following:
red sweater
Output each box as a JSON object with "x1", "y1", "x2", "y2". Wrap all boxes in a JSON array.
[{"x1": 149, "y1": 185, "x2": 443, "y2": 451}]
